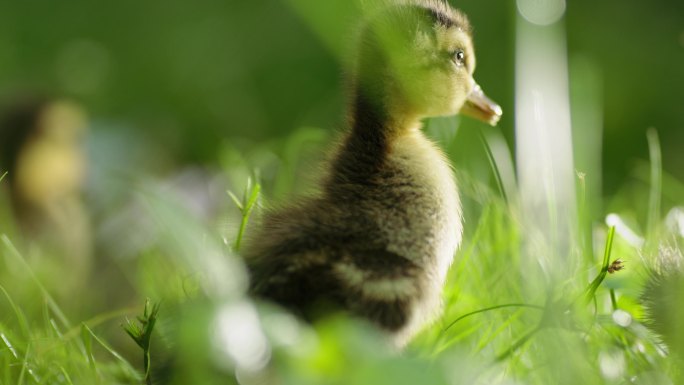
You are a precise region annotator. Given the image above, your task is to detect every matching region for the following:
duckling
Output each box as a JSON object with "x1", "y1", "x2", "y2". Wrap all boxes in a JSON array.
[
  {"x1": 245, "y1": 0, "x2": 501, "y2": 347},
  {"x1": 0, "y1": 96, "x2": 92, "y2": 297}
]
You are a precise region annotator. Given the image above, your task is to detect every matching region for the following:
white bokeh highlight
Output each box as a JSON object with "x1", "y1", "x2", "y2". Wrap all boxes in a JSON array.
[
  {"x1": 517, "y1": 0, "x2": 566, "y2": 26},
  {"x1": 213, "y1": 301, "x2": 271, "y2": 372}
]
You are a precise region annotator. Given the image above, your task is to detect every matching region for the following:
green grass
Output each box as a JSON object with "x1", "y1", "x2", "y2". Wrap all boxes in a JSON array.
[
  {"x1": 1, "y1": 125, "x2": 682, "y2": 385},
  {"x1": 227, "y1": 176, "x2": 261, "y2": 252},
  {"x1": 0, "y1": 92, "x2": 681, "y2": 384}
]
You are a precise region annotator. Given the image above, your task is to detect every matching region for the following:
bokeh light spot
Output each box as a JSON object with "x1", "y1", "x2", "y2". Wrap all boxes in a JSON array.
[
  {"x1": 612, "y1": 309, "x2": 632, "y2": 327},
  {"x1": 213, "y1": 301, "x2": 271, "y2": 372},
  {"x1": 517, "y1": 0, "x2": 566, "y2": 26}
]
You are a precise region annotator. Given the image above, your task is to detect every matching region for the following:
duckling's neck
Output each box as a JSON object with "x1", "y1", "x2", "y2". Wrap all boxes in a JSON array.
[
  {"x1": 350, "y1": 89, "x2": 420, "y2": 139},
  {"x1": 328, "y1": 89, "x2": 421, "y2": 185}
]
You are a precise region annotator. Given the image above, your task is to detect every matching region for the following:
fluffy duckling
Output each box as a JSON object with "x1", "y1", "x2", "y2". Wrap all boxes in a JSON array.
[
  {"x1": 0, "y1": 96, "x2": 92, "y2": 296},
  {"x1": 245, "y1": 0, "x2": 501, "y2": 347}
]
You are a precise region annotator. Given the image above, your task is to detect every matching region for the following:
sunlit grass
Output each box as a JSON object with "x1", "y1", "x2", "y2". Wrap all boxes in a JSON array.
[
  {"x1": 1, "y1": 137, "x2": 683, "y2": 383},
  {"x1": 123, "y1": 299, "x2": 160, "y2": 385},
  {"x1": 227, "y1": 177, "x2": 261, "y2": 252},
  {"x1": 0, "y1": 237, "x2": 141, "y2": 384}
]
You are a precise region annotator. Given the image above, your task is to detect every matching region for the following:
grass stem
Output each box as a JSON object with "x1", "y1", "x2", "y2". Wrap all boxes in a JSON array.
[
  {"x1": 1, "y1": 235, "x2": 71, "y2": 329},
  {"x1": 609, "y1": 289, "x2": 617, "y2": 311},
  {"x1": 443, "y1": 303, "x2": 544, "y2": 333},
  {"x1": 122, "y1": 299, "x2": 160, "y2": 385},
  {"x1": 583, "y1": 226, "x2": 616, "y2": 304},
  {"x1": 228, "y1": 177, "x2": 261, "y2": 251},
  {"x1": 495, "y1": 325, "x2": 542, "y2": 362},
  {"x1": 646, "y1": 128, "x2": 662, "y2": 235},
  {"x1": 479, "y1": 130, "x2": 509, "y2": 205}
]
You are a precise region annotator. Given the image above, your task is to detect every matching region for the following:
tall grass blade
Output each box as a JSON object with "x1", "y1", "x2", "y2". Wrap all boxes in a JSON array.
[
  {"x1": 479, "y1": 130, "x2": 509, "y2": 205},
  {"x1": 81, "y1": 325, "x2": 99, "y2": 380},
  {"x1": 1, "y1": 333, "x2": 19, "y2": 359},
  {"x1": 122, "y1": 299, "x2": 160, "y2": 385},
  {"x1": 82, "y1": 323, "x2": 138, "y2": 378},
  {"x1": 1, "y1": 235, "x2": 71, "y2": 329},
  {"x1": 584, "y1": 226, "x2": 616, "y2": 303},
  {"x1": 0, "y1": 285, "x2": 30, "y2": 337},
  {"x1": 443, "y1": 303, "x2": 543, "y2": 333},
  {"x1": 229, "y1": 177, "x2": 261, "y2": 251},
  {"x1": 646, "y1": 128, "x2": 662, "y2": 235}
]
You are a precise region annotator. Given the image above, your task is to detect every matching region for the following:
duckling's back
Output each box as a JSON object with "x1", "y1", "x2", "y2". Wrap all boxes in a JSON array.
[{"x1": 245, "y1": 128, "x2": 461, "y2": 346}]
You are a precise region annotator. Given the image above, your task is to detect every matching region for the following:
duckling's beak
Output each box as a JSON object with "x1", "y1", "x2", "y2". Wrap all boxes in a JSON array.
[{"x1": 460, "y1": 80, "x2": 502, "y2": 126}]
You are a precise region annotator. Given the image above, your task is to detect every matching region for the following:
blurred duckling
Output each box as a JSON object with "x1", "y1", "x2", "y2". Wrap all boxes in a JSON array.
[
  {"x1": 0, "y1": 96, "x2": 92, "y2": 296},
  {"x1": 245, "y1": 0, "x2": 501, "y2": 347}
]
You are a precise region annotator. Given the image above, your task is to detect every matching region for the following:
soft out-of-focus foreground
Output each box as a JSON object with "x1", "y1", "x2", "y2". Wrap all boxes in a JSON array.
[{"x1": 1, "y1": 0, "x2": 683, "y2": 384}]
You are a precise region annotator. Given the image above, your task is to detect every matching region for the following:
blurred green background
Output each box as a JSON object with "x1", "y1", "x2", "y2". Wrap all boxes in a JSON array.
[
  {"x1": 1, "y1": 0, "x2": 682, "y2": 194},
  {"x1": 1, "y1": 1, "x2": 684, "y2": 383}
]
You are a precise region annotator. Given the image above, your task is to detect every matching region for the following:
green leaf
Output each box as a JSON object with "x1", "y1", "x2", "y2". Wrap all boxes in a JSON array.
[{"x1": 227, "y1": 190, "x2": 244, "y2": 211}]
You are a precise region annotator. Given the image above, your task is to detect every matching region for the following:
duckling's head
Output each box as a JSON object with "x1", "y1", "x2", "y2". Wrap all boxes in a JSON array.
[
  {"x1": 353, "y1": 0, "x2": 501, "y2": 127},
  {"x1": 0, "y1": 97, "x2": 87, "y2": 208}
]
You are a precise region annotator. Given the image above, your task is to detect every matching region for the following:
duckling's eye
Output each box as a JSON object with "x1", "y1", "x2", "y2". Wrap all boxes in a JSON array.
[{"x1": 453, "y1": 50, "x2": 465, "y2": 66}]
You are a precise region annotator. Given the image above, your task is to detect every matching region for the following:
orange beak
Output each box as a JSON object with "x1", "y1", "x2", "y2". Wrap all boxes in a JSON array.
[{"x1": 460, "y1": 80, "x2": 502, "y2": 126}]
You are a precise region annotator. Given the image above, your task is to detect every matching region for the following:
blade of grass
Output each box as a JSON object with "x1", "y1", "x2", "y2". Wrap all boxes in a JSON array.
[
  {"x1": 430, "y1": 322, "x2": 483, "y2": 358},
  {"x1": 583, "y1": 226, "x2": 616, "y2": 303},
  {"x1": 17, "y1": 343, "x2": 28, "y2": 385},
  {"x1": 577, "y1": 172, "x2": 595, "y2": 265},
  {"x1": 58, "y1": 367, "x2": 75, "y2": 385},
  {"x1": 443, "y1": 303, "x2": 544, "y2": 333},
  {"x1": 609, "y1": 289, "x2": 618, "y2": 311},
  {"x1": 227, "y1": 190, "x2": 243, "y2": 211},
  {"x1": 18, "y1": 343, "x2": 39, "y2": 385},
  {"x1": 1, "y1": 333, "x2": 19, "y2": 359},
  {"x1": 82, "y1": 324, "x2": 138, "y2": 371},
  {"x1": 81, "y1": 325, "x2": 99, "y2": 381},
  {"x1": 122, "y1": 299, "x2": 160, "y2": 385},
  {"x1": 61, "y1": 306, "x2": 140, "y2": 341},
  {"x1": 476, "y1": 303, "x2": 541, "y2": 355},
  {"x1": 229, "y1": 177, "x2": 261, "y2": 251},
  {"x1": 478, "y1": 130, "x2": 509, "y2": 205},
  {"x1": 0, "y1": 285, "x2": 31, "y2": 338},
  {"x1": 1, "y1": 331, "x2": 13, "y2": 385},
  {"x1": 1, "y1": 235, "x2": 71, "y2": 329},
  {"x1": 495, "y1": 325, "x2": 543, "y2": 362},
  {"x1": 646, "y1": 128, "x2": 662, "y2": 235}
]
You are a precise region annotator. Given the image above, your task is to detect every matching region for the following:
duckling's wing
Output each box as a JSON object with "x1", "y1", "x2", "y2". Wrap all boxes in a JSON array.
[
  {"x1": 332, "y1": 249, "x2": 423, "y2": 331},
  {"x1": 247, "y1": 244, "x2": 335, "y2": 304},
  {"x1": 249, "y1": 246, "x2": 424, "y2": 333}
]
